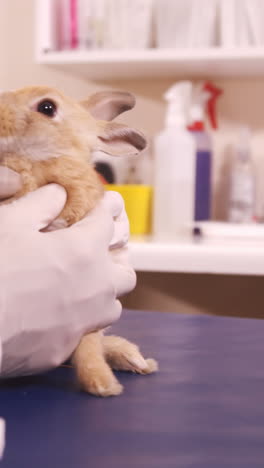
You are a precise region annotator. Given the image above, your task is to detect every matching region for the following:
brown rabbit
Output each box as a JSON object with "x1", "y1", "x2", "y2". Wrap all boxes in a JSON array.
[{"x1": 0, "y1": 86, "x2": 158, "y2": 396}]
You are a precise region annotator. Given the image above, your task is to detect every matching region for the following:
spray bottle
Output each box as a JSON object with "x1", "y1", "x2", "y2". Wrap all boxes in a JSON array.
[
  {"x1": 153, "y1": 81, "x2": 196, "y2": 238},
  {"x1": 228, "y1": 126, "x2": 256, "y2": 223},
  {"x1": 188, "y1": 81, "x2": 223, "y2": 221}
]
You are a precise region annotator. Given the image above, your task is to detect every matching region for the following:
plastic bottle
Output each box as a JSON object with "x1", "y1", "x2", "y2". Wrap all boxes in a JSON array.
[
  {"x1": 251, "y1": 129, "x2": 264, "y2": 221},
  {"x1": 188, "y1": 81, "x2": 223, "y2": 221},
  {"x1": 228, "y1": 127, "x2": 256, "y2": 223},
  {"x1": 153, "y1": 81, "x2": 196, "y2": 238}
]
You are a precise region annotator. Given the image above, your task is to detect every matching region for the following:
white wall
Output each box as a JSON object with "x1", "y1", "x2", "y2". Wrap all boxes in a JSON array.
[{"x1": 2, "y1": 0, "x2": 264, "y2": 316}]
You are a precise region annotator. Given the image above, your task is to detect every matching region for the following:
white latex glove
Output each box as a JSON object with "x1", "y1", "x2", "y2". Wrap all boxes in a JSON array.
[{"x1": 0, "y1": 169, "x2": 136, "y2": 378}]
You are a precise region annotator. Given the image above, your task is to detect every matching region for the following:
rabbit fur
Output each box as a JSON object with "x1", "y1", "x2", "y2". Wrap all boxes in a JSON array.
[{"x1": 0, "y1": 86, "x2": 158, "y2": 396}]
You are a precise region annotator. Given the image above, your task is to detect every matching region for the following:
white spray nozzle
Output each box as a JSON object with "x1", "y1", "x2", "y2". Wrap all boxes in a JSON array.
[
  {"x1": 190, "y1": 84, "x2": 211, "y2": 124},
  {"x1": 164, "y1": 81, "x2": 193, "y2": 128}
]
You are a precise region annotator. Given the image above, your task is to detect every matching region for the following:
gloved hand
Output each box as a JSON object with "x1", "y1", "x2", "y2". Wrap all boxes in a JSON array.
[{"x1": 0, "y1": 168, "x2": 136, "y2": 378}]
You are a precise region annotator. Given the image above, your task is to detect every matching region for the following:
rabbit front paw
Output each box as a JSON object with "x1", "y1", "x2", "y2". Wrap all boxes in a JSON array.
[
  {"x1": 103, "y1": 336, "x2": 159, "y2": 375},
  {"x1": 78, "y1": 365, "x2": 123, "y2": 397}
]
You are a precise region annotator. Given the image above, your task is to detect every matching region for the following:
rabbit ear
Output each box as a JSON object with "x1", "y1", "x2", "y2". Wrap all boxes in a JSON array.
[
  {"x1": 95, "y1": 121, "x2": 147, "y2": 157},
  {"x1": 81, "y1": 91, "x2": 136, "y2": 121}
]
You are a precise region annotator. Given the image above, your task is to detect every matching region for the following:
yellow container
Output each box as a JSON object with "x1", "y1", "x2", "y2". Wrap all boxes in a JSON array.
[{"x1": 105, "y1": 184, "x2": 153, "y2": 235}]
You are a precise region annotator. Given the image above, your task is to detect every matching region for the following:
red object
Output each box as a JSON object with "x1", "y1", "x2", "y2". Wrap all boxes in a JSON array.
[
  {"x1": 97, "y1": 173, "x2": 108, "y2": 184},
  {"x1": 70, "y1": 0, "x2": 78, "y2": 49},
  {"x1": 187, "y1": 121, "x2": 205, "y2": 131},
  {"x1": 203, "y1": 81, "x2": 223, "y2": 130}
]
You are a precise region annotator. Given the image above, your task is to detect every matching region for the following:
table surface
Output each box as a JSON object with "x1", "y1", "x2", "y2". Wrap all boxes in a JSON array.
[{"x1": 1, "y1": 309, "x2": 264, "y2": 468}]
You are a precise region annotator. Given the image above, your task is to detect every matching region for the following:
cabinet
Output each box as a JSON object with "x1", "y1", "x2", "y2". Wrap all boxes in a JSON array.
[
  {"x1": 35, "y1": 2, "x2": 264, "y2": 275},
  {"x1": 36, "y1": 47, "x2": 264, "y2": 80}
]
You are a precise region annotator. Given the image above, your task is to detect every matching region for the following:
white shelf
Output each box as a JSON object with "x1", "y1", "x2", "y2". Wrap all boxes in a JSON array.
[
  {"x1": 128, "y1": 236, "x2": 264, "y2": 276},
  {"x1": 36, "y1": 47, "x2": 264, "y2": 80}
]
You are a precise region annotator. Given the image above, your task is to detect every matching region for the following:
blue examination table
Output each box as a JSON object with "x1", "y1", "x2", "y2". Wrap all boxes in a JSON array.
[{"x1": 1, "y1": 309, "x2": 264, "y2": 467}]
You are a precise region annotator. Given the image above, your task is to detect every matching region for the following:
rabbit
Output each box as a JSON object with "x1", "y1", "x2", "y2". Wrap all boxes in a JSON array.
[{"x1": 0, "y1": 86, "x2": 158, "y2": 397}]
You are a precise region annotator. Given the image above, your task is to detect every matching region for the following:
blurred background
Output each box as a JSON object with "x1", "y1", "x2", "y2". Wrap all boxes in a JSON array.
[{"x1": 3, "y1": 0, "x2": 264, "y2": 317}]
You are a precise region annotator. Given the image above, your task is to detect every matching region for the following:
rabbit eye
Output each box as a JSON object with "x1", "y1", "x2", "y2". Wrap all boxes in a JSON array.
[{"x1": 37, "y1": 100, "x2": 57, "y2": 117}]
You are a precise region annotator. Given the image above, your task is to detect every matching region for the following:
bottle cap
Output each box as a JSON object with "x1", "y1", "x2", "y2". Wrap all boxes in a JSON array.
[{"x1": 164, "y1": 81, "x2": 192, "y2": 128}]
